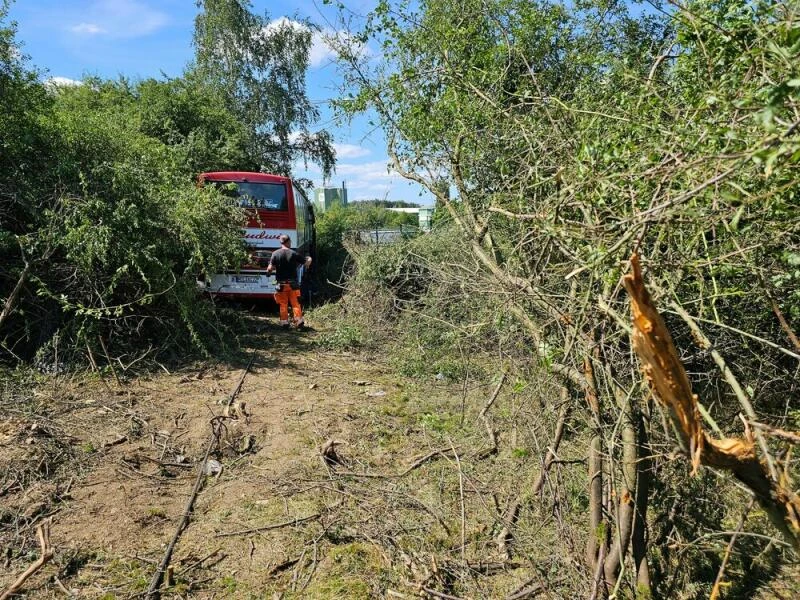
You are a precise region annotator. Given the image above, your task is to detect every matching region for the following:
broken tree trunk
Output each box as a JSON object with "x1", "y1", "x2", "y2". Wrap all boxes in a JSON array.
[
  {"x1": 623, "y1": 254, "x2": 800, "y2": 552},
  {"x1": 603, "y1": 401, "x2": 637, "y2": 587},
  {"x1": 631, "y1": 407, "x2": 652, "y2": 593},
  {"x1": 0, "y1": 261, "x2": 30, "y2": 333},
  {"x1": 584, "y1": 356, "x2": 606, "y2": 572}
]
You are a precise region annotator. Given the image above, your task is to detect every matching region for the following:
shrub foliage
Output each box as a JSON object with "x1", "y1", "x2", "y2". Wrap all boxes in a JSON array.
[
  {"x1": 0, "y1": 0, "x2": 334, "y2": 363},
  {"x1": 330, "y1": 0, "x2": 800, "y2": 597}
]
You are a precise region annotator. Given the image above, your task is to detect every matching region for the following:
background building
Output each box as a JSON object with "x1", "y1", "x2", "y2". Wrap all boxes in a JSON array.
[
  {"x1": 418, "y1": 207, "x2": 434, "y2": 232},
  {"x1": 313, "y1": 182, "x2": 348, "y2": 213},
  {"x1": 387, "y1": 206, "x2": 434, "y2": 232}
]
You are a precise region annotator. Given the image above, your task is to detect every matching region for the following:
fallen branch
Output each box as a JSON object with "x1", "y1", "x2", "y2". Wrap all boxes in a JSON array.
[
  {"x1": 0, "y1": 520, "x2": 53, "y2": 600},
  {"x1": 710, "y1": 499, "x2": 754, "y2": 600},
  {"x1": 398, "y1": 447, "x2": 461, "y2": 478},
  {"x1": 330, "y1": 446, "x2": 463, "y2": 480},
  {"x1": 505, "y1": 579, "x2": 545, "y2": 600},
  {"x1": 767, "y1": 289, "x2": 800, "y2": 353},
  {"x1": 102, "y1": 435, "x2": 128, "y2": 450},
  {"x1": 145, "y1": 353, "x2": 255, "y2": 599},
  {"x1": 98, "y1": 336, "x2": 122, "y2": 388},
  {"x1": 478, "y1": 372, "x2": 507, "y2": 420},
  {"x1": 215, "y1": 512, "x2": 322, "y2": 538},
  {"x1": 139, "y1": 455, "x2": 194, "y2": 469},
  {"x1": 267, "y1": 556, "x2": 302, "y2": 577},
  {"x1": 420, "y1": 586, "x2": 465, "y2": 600},
  {"x1": 0, "y1": 259, "x2": 30, "y2": 333},
  {"x1": 176, "y1": 547, "x2": 222, "y2": 576},
  {"x1": 623, "y1": 254, "x2": 800, "y2": 551},
  {"x1": 751, "y1": 422, "x2": 800, "y2": 445},
  {"x1": 477, "y1": 373, "x2": 506, "y2": 456},
  {"x1": 466, "y1": 560, "x2": 521, "y2": 575},
  {"x1": 145, "y1": 417, "x2": 225, "y2": 599},
  {"x1": 451, "y1": 439, "x2": 467, "y2": 564}
]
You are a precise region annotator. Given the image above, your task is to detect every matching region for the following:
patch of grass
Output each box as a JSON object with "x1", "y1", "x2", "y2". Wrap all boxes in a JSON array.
[
  {"x1": 220, "y1": 575, "x2": 238, "y2": 593},
  {"x1": 297, "y1": 542, "x2": 382, "y2": 599},
  {"x1": 147, "y1": 507, "x2": 167, "y2": 519},
  {"x1": 317, "y1": 323, "x2": 363, "y2": 350},
  {"x1": 431, "y1": 357, "x2": 469, "y2": 381},
  {"x1": 512, "y1": 447, "x2": 530, "y2": 459},
  {"x1": 418, "y1": 412, "x2": 458, "y2": 434},
  {"x1": 394, "y1": 354, "x2": 429, "y2": 378},
  {"x1": 102, "y1": 557, "x2": 149, "y2": 593},
  {"x1": 379, "y1": 398, "x2": 409, "y2": 418}
]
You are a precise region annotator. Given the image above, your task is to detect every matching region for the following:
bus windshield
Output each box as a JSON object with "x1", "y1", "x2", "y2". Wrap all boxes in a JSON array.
[{"x1": 216, "y1": 181, "x2": 288, "y2": 211}]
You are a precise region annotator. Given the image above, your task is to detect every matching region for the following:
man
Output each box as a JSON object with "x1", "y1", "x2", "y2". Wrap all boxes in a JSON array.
[{"x1": 266, "y1": 234, "x2": 312, "y2": 328}]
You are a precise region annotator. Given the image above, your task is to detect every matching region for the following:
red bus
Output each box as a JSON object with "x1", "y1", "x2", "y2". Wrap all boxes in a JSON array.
[{"x1": 198, "y1": 171, "x2": 315, "y2": 298}]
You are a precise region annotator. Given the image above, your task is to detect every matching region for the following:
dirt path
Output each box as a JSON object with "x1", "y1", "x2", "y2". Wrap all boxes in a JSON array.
[
  {"x1": 2, "y1": 321, "x2": 391, "y2": 595},
  {"x1": 1, "y1": 318, "x2": 556, "y2": 599}
]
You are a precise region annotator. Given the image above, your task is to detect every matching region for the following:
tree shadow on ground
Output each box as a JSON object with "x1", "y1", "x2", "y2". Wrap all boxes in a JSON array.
[{"x1": 178, "y1": 298, "x2": 323, "y2": 376}]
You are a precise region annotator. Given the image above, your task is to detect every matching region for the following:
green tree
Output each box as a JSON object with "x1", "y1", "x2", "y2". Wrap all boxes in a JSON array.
[{"x1": 193, "y1": 0, "x2": 335, "y2": 178}]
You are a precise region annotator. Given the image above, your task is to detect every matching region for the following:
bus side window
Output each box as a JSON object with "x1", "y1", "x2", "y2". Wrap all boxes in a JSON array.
[{"x1": 292, "y1": 183, "x2": 307, "y2": 247}]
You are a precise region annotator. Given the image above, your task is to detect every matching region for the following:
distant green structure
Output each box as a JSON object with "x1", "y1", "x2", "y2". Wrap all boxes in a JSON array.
[
  {"x1": 313, "y1": 182, "x2": 348, "y2": 213},
  {"x1": 418, "y1": 207, "x2": 434, "y2": 232},
  {"x1": 386, "y1": 206, "x2": 435, "y2": 232}
]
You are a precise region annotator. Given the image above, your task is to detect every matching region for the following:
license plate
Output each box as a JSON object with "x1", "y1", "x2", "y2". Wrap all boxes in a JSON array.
[{"x1": 232, "y1": 275, "x2": 260, "y2": 284}]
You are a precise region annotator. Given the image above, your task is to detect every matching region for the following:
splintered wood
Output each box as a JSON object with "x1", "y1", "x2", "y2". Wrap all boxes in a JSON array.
[{"x1": 623, "y1": 254, "x2": 800, "y2": 552}]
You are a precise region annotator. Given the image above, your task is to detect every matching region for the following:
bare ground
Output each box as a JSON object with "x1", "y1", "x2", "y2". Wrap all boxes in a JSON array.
[
  {"x1": 4, "y1": 314, "x2": 800, "y2": 600},
  {"x1": 1, "y1": 314, "x2": 572, "y2": 599}
]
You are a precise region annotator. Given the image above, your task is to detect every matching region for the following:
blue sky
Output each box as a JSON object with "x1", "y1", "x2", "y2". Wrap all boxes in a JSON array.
[{"x1": 8, "y1": 0, "x2": 431, "y2": 204}]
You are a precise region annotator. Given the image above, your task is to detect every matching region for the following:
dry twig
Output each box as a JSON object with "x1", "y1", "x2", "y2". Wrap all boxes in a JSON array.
[
  {"x1": 710, "y1": 499, "x2": 754, "y2": 600},
  {"x1": 476, "y1": 372, "x2": 506, "y2": 456},
  {"x1": 0, "y1": 520, "x2": 54, "y2": 600},
  {"x1": 215, "y1": 512, "x2": 322, "y2": 538}
]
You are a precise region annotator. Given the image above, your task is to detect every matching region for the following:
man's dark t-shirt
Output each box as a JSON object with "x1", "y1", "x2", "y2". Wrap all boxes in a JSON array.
[{"x1": 269, "y1": 247, "x2": 306, "y2": 282}]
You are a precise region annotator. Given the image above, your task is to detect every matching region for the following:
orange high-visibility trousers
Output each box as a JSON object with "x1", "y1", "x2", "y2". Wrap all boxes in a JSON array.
[{"x1": 275, "y1": 283, "x2": 303, "y2": 325}]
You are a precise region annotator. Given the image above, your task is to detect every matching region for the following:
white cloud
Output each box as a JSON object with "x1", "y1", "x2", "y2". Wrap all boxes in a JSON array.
[
  {"x1": 334, "y1": 161, "x2": 394, "y2": 179},
  {"x1": 263, "y1": 18, "x2": 370, "y2": 69},
  {"x1": 71, "y1": 23, "x2": 105, "y2": 35},
  {"x1": 45, "y1": 76, "x2": 83, "y2": 88},
  {"x1": 308, "y1": 32, "x2": 334, "y2": 68},
  {"x1": 261, "y1": 18, "x2": 326, "y2": 67},
  {"x1": 263, "y1": 16, "x2": 305, "y2": 35},
  {"x1": 326, "y1": 160, "x2": 399, "y2": 199},
  {"x1": 334, "y1": 143, "x2": 370, "y2": 160},
  {"x1": 66, "y1": 1, "x2": 167, "y2": 39},
  {"x1": 304, "y1": 159, "x2": 390, "y2": 184},
  {"x1": 306, "y1": 159, "x2": 393, "y2": 181},
  {"x1": 312, "y1": 29, "x2": 372, "y2": 68}
]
